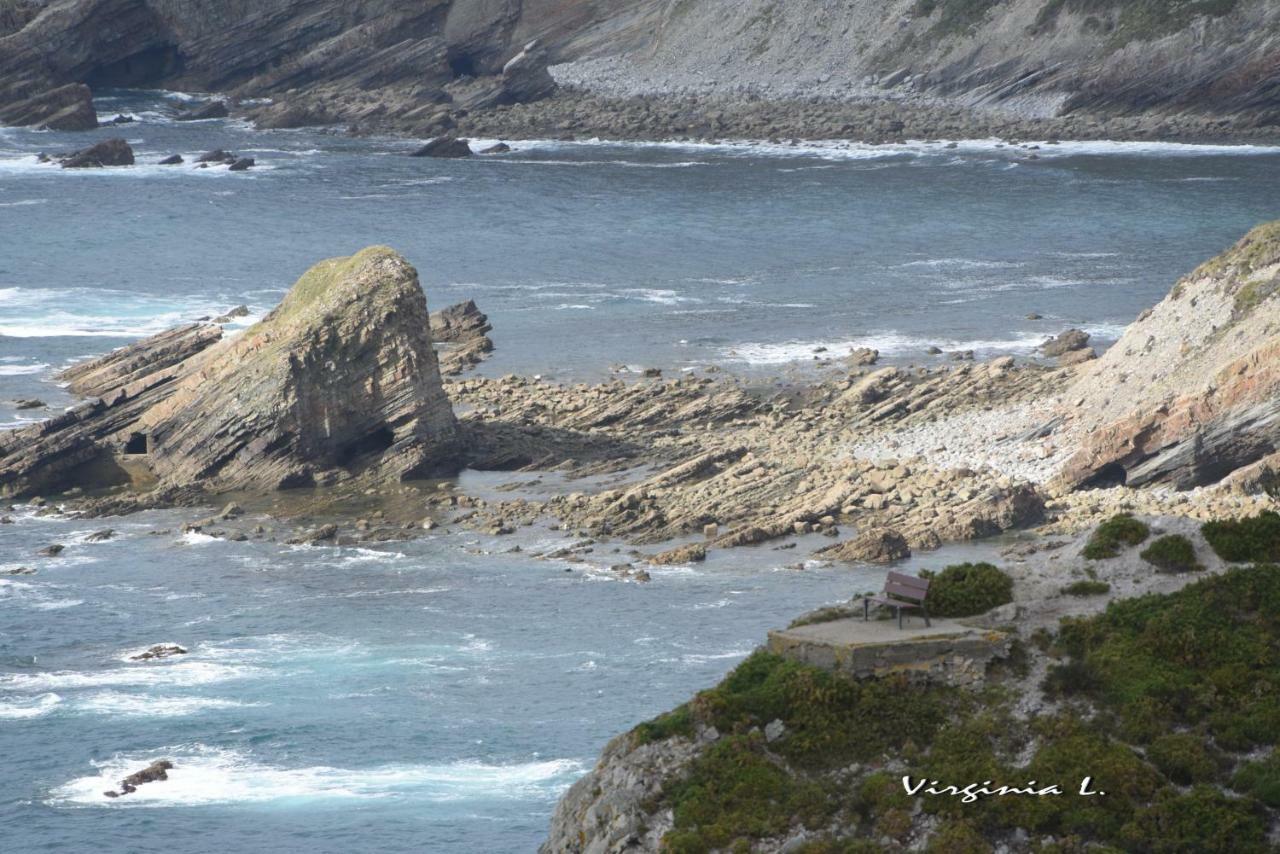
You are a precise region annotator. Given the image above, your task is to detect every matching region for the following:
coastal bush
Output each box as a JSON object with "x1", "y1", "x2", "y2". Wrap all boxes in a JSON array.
[
  {"x1": 1232, "y1": 750, "x2": 1280, "y2": 808},
  {"x1": 1139, "y1": 534, "x2": 1202, "y2": 573},
  {"x1": 1145, "y1": 733, "x2": 1222, "y2": 785},
  {"x1": 921, "y1": 562, "x2": 1013, "y2": 617},
  {"x1": 1050, "y1": 565, "x2": 1280, "y2": 749},
  {"x1": 1062, "y1": 579, "x2": 1110, "y2": 596},
  {"x1": 1118, "y1": 786, "x2": 1268, "y2": 854},
  {"x1": 692, "y1": 651, "x2": 954, "y2": 768},
  {"x1": 632, "y1": 704, "x2": 693, "y2": 746},
  {"x1": 924, "y1": 821, "x2": 992, "y2": 854},
  {"x1": 663, "y1": 732, "x2": 835, "y2": 853},
  {"x1": 1201, "y1": 510, "x2": 1280, "y2": 562},
  {"x1": 1033, "y1": 0, "x2": 1240, "y2": 46},
  {"x1": 1081, "y1": 514, "x2": 1149, "y2": 559}
]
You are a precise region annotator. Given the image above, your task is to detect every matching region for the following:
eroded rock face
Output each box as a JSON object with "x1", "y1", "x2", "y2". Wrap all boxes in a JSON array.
[
  {"x1": 137, "y1": 247, "x2": 460, "y2": 490},
  {"x1": 1056, "y1": 221, "x2": 1280, "y2": 492},
  {"x1": 0, "y1": 247, "x2": 460, "y2": 497},
  {"x1": 60, "y1": 138, "x2": 134, "y2": 168},
  {"x1": 818, "y1": 527, "x2": 910, "y2": 564},
  {"x1": 430, "y1": 299, "x2": 494, "y2": 375}
]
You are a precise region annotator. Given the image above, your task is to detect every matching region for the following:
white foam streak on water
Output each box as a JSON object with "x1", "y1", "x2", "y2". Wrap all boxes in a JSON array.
[
  {"x1": 0, "y1": 362, "x2": 49, "y2": 375},
  {"x1": 73, "y1": 692, "x2": 264, "y2": 718},
  {"x1": 725, "y1": 331, "x2": 1051, "y2": 364},
  {"x1": 51, "y1": 746, "x2": 585, "y2": 807},
  {"x1": 0, "y1": 660, "x2": 264, "y2": 692},
  {"x1": 0, "y1": 692, "x2": 62, "y2": 719}
]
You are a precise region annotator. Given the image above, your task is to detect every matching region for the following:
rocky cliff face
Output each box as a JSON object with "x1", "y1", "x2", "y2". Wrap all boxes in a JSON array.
[
  {"x1": 1055, "y1": 221, "x2": 1280, "y2": 491},
  {"x1": 3, "y1": 0, "x2": 1277, "y2": 133},
  {"x1": 0, "y1": 246, "x2": 460, "y2": 497}
]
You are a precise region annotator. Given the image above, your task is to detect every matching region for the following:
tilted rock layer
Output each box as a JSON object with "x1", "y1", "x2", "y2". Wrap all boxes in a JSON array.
[
  {"x1": 1056, "y1": 221, "x2": 1280, "y2": 491},
  {"x1": 0, "y1": 247, "x2": 459, "y2": 497}
]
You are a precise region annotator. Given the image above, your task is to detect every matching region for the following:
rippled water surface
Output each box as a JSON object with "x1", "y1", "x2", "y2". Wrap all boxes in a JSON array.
[{"x1": 2, "y1": 90, "x2": 1279, "y2": 851}]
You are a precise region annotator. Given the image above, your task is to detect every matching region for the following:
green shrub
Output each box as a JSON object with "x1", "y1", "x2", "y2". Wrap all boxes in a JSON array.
[
  {"x1": 664, "y1": 733, "x2": 834, "y2": 851},
  {"x1": 1119, "y1": 785, "x2": 1268, "y2": 854},
  {"x1": 1146, "y1": 733, "x2": 1221, "y2": 784},
  {"x1": 1051, "y1": 565, "x2": 1280, "y2": 749},
  {"x1": 926, "y1": 820, "x2": 992, "y2": 853},
  {"x1": 1232, "y1": 750, "x2": 1280, "y2": 808},
  {"x1": 632, "y1": 703, "x2": 693, "y2": 745},
  {"x1": 1202, "y1": 511, "x2": 1280, "y2": 562},
  {"x1": 1062, "y1": 580, "x2": 1111, "y2": 596},
  {"x1": 1082, "y1": 514, "x2": 1149, "y2": 559},
  {"x1": 921, "y1": 562, "x2": 1014, "y2": 617},
  {"x1": 693, "y1": 651, "x2": 954, "y2": 768},
  {"x1": 1139, "y1": 534, "x2": 1202, "y2": 573}
]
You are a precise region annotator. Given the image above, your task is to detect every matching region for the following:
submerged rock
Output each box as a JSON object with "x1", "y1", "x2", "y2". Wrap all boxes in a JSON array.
[
  {"x1": 14, "y1": 399, "x2": 45, "y2": 409},
  {"x1": 196, "y1": 149, "x2": 236, "y2": 164},
  {"x1": 1039, "y1": 328, "x2": 1090, "y2": 357},
  {"x1": 176, "y1": 101, "x2": 229, "y2": 121},
  {"x1": 157, "y1": 154, "x2": 183, "y2": 165},
  {"x1": 129, "y1": 644, "x2": 187, "y2": 661},
  {"x1": 409, "y1": 136, "x2": 472, "y2": 158},
  {"x1": 478, "y1": 142, "x2": 511, "y2": 154},
  {"x1": 104, "y1": 760, "x2": 174, "y2": 798},
  {"x1": 84, "y1": 528, "x2": 114, "y2": 542},
  {"x1": 36, "y1": 544, "x2": 64, "y2": 557},
  {"x1": 227, "y1": 157, "x2": 255, "y2": 171},
  {"x1": 60, "y1": 138, "x2": 134, "y2": 168}
]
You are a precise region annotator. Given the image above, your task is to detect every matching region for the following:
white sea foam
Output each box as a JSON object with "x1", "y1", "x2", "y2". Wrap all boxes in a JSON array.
[
  {"x1": 73, "y1": 692, "x2": 263, "y2": 718},
  {"x1": 50, "y1": 746, "x2": 585, "y2": 806},
  {"x1": 724, "y1": 331, "x2": 1049, "y2": 364},
  {"x1": 0, "y1": 198, "x2": 48, "y2": 207},
  {"x1": 0, "y1": 660, "x2": 263, "y2": 692},
  {"x1": 0, "y1": 692, "x2": 62, "y2": 719},
  {"x1": 0, "y1": 362, "x2": 48, "y2": 375}
]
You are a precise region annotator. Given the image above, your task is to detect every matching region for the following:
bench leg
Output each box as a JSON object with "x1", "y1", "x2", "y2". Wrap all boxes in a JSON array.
[
  {"x1": 864, "y1": 597, "x2": 870, "y2": 621},
  {"x1": 923, "y1": 606, "x2": 931, "y2": 628},
  {"x1": 898, "y1": 606, "x2": 903, "y2": 630}
]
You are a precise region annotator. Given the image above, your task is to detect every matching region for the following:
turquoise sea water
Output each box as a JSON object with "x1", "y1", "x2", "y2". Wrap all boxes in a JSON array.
[{"x1": 2, "y1": 90, "x2": 1279, "y2": 852}]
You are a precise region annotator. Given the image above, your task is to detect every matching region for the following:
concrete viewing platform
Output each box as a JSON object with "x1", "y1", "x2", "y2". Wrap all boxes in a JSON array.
[{"x1": 767, "y1": 616, "x2": 1011, "y2": 687}]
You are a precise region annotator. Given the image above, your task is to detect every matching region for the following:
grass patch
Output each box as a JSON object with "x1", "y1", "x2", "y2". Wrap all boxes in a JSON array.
[
  {"x1": 920, "y1": 562, "x2": 1014, "y2": 617},
  {"x1": 1140, "y1": 534, "x2": 1203, "y2": 573},
  {"x1": 1202, "y1": 511, "x2": 1280, "y2": 562},
  {"x1": 913, "y1": 0, "x2": 1004, "y2": 35},
  {"x1": 1062, "y1": 579, "x2": 1111, "y2": 596},
  {"x1": 632, "y1": 704, "x2": 693, "y2": 746},
  {"x1": 788, "y1": 603, "x2": 861, "y2": 629},
  {"x1": 1082, "y1": 514, "x2": 1149, "y2": 559}
]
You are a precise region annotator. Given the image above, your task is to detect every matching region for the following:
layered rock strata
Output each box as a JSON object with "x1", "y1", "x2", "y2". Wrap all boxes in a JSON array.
[{"x1": 0, "y1": 247, "x2": 460, "y2": 497}]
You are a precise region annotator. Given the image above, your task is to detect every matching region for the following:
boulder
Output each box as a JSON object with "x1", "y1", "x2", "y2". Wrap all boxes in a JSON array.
[
  {"x1": 478, "y1": 142, "x2": 511, "y2": 154},
  {"x1": 129, "y1": 644, "x2": 187, "y2": 661},
  {"x1": 84, "y1": 528, "x2": 114, "y2": 542},
  {"x1": 104, "y1": 760, "x2": 174, "y2": 798},
  {"x1": 1058, "y1": 346, "x2": 1097, "y2": 366},
  {"x1": 196, "y1": 149, "x2": 236, "y2": 164},
  {"x1": 818, "y1": 528, "x2": 910, "y2": 564},
  {"x1": 60, "y1": 138, "x2": 134, "y2": 168},
  {"x1": 1039, "y1": 328, "x2": 1090, "y2": 357},
  {"x1": 158, "y1": 154, "x2": 183, "y2": 165},
  {"x1": 847, "y1": 347, "x2": 879, "y2": 366},
  {"x1": 14, "y1": 399, "x2": 45, "y2": 409},
  {"x1": 650, "y1": 542, "x2": 707, "y2": 565},
  {"x1": 176, "y1": 101, "x2": 229, "y2": 121},
  {"x1": 409, "y1": 136, "x2": 472, "y2": 158},
  {"x1": 37, "y1": 544, "x2": 64, "y2": 557},
  {"x1": 227, "y1": 157, "x2": 255, "y2": 171}
]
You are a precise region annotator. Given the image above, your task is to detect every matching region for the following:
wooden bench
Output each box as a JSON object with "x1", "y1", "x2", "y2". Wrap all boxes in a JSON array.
[{"x1": 862, "y1": 571, "x2": 932, "y2": 629}]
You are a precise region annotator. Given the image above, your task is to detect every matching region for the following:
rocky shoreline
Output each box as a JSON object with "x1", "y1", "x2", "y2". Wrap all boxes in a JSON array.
[{"x1": 6, "y1": 223, "x2": 1279, "y2": 579}]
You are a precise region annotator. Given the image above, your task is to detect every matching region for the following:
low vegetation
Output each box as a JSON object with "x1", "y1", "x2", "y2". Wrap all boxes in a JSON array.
[
  {"x1": 1062, "y1": 579, "x2": 1111, "y2": 596},
  {"x1": 634, "y1": 562, "x2": 1279, "y2": 852},
  {"x1": 1082, "y1": 513, "x2": 1150, "y2": 559},
  {"x1": 921, "y1": 562, "x2": 1014, "y2": 617},
  {"x1": 1202, "y1": 510, "x2": 1280, "y2": 562},
  {"x1": 1034, "y1": 0, "x2": 1240, "y2": 46},
  {"x1": 1140, "y1": 534, "x2": 1202, "y2": 573}
]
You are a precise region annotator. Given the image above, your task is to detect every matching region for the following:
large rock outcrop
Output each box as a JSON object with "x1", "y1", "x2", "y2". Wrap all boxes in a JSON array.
[
  {"x1": 0, "y1": 247, "x2": 460, "y2": 497},
  {"x1": 1055, "y1": 221, "x2": 1280, "y2": 492}
]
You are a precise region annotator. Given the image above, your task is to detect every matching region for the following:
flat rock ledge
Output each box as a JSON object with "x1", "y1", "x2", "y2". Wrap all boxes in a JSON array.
[{"x1": 767, "y1": 618, "x2": 1012, "y2": 689}]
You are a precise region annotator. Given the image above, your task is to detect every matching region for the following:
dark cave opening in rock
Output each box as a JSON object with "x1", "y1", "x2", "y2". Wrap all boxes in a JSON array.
[
  {"x1": 123, "y1": 432, "x2": 148, "y2": 455},
  {"x1": 337, "y1": 426, "x2": 396, "y2": 466},
  {"x1": 447, "y1": 50, "x2": 478, "y2": 79},
  {"x1": 1080, "y1": 461, "x2": 1127, "y2": 490},
  {"x1": 84, "y1": 44, "x2": 182, "y2": 88}
]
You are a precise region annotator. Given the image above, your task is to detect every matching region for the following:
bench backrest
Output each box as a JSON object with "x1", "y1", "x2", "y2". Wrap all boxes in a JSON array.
[{"x1": 882, "y1": 571, "x2": 929, "y2": 604}]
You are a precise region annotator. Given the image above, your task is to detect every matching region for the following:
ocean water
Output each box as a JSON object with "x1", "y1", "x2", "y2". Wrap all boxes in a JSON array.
[
  {"x1": 0, "y1": 501, "x2": 1012, "y2": 853},
  {"x1": 2, "y1": 89, "x2": 1280, "y2": 851}
]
